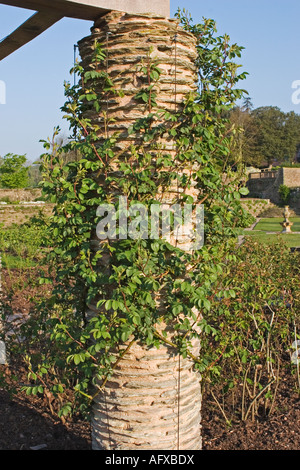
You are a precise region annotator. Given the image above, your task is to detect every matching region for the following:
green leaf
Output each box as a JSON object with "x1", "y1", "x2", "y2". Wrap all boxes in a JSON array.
[
  {"x1": 239, "y1": 187, "x2": 249, "y2": 196},
  {"x1": 74, "y1": 354, "x2": 83, "y2": 365}
]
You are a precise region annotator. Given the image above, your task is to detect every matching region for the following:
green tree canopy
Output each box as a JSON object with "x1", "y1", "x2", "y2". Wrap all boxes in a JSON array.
[
  {"x1": 0, "y1": 153, "x2": 29, "y2": 188},
  {"x1": 228, "y1": 105, "x2": 300, "y2": 167},
  {"x1": 227, "y1": 104, "x2": 260, "y2": 167},
  {"x1": 252, "y1": 106, "x2": 286, "y2": 166}
]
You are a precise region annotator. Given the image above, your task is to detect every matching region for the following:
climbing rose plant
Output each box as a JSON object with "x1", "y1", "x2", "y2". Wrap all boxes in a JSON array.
[{"x1": 23, "y1": 12, "x2": 250, "y2": 417}]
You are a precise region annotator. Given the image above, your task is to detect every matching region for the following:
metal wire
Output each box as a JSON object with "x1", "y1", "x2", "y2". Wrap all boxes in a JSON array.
[
  {"x1": 73, "y1": 43, "x2": 79, "y2": 87},
  {"x1": 173, "y1": 30, "x2": 182, "y2": 451}
]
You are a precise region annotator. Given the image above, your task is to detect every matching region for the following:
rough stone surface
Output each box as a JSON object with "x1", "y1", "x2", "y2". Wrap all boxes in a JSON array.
[
  {"x1": 79, "y1": 11, "x2": 201, "y2": 450},
  {"x1": 78, "y1": 11, "x2": 198, "y2": 160},
  {"x1": 247, "y1": 168, "x2": 300, "y2": 204},
  {"x1": 0, "y1": 188, "x2": 42, "y2": 202},
  {"x1": 91, "y1": 339, "x2": 201, "y2": 450}
]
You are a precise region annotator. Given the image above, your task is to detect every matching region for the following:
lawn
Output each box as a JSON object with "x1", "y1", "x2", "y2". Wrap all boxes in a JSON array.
[
  {"x1": 254, "y1": 217, "x2": 300, "y2": 232},
  {"x1": 243, "y1": 231, "x2": 300, "y2": 247},
  {"x1": 242, "y1": 217, "x2": 300, "y2": 247}
]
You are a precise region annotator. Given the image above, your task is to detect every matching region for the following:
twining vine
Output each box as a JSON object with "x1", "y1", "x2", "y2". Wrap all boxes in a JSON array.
[{"x1": 22, "y1": 11, "x2": 253, "y2": 417}]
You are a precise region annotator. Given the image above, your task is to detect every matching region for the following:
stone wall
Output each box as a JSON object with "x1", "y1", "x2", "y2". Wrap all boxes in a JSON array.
[
  {"x1": 240, "y1": 198, "x2": 271, "y2": 217},
  {"x1": 247, "y1": 168, "x2": 300, "y2": 204},
  {"x1": 0, "y1": 188, "x2": 42, "y2": 203},
  {"x1": 282, "y1": 168, "x2": 300, "y2": 187},
  {"x1": 247, "y1": 176, "x2": 278, "y2": 199}
]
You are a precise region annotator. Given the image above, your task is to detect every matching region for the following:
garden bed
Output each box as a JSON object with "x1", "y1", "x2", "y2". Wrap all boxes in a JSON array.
[
  {"x1": 241, "y1": 217, "x2": 300, "y2": 248},
  {"x1": 1, "y1": 211, "x2": 299, "y2": 451},
  {"x1": 1, "y1": 350, "x2": 300, "y2": 450},
  {"x1": 1, "y1": 266, "x2": 300, "y2": 451}
]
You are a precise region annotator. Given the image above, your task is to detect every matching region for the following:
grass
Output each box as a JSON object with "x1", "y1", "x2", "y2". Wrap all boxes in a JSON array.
[
  {"x1": 1, "y1": 253, "x2": 37, "y2": 269},
  {"x1": 0, "y1": 214, "x2": 48, "y2": 269},
  {"x1": 243, "y1": 231, "x2": 300, "y2": 247},
  {"x1": 254, "y1": 217, "x2": 300, "y2": 232},
  {"x1": 242, "y1": 216, "x2": 300, "y2": 248}
]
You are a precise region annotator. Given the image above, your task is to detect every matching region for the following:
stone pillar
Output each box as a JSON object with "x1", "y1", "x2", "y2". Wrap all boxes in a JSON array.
[
  {"x1": 78, "y1": 11, "x2": 198, "y2": 156},
  {"x1": 91, "y1": 336, "x2": 202, "y2": 450},
  {"x1": 78, "y1": 11, "x2": 201, "y2": 450}
]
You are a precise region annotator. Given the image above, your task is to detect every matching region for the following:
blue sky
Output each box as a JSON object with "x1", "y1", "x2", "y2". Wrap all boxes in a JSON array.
[{"x1": 0, "y1": 0, "x2": 300, "y2": 162}]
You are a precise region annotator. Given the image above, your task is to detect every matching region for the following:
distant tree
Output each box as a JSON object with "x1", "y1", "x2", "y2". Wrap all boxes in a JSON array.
[
  {"x1": 0, "y1": 153, "x2": 29, "y2": 188},
  {"x1": 281, "y1": 111, "x2": 300, "y2": 164},
  {"x1": 242, "y1": 96, "x2": 253, "y2": 112},
  {"x1": 252, "y1": 107, "x2": 300, "y2": 166},
  {"x1": 27, "y1": 164, "x2": 42, "y2": 188},
  {"x1": 228, "y1": 104, "x2": 300, "y2": 168},
  {"x1": 251, "y1": 106, "x2": 286, "y2": 166},
  {"x1": 227, "y1": 105, "x2": 261, "y2": 167}
]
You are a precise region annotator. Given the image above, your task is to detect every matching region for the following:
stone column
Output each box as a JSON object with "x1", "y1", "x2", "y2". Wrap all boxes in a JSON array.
[
  {"x1": 78, "y1": 11, "x2": 198, "y2": 155},
  {"x1": 78, "y1": 11, "x2": 202, "y2": 451}
]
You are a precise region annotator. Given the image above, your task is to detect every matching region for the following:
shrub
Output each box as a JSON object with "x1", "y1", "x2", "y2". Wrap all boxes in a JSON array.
[
  {"x1": 199, "y1": 239, "x2": 300, "y2": 423},
  {"x1": 0, "y1": 154, "x2": 29, "y2": 189},
  {"x1": 279, "y1": 184, "x2": 291, "y2": 205}
]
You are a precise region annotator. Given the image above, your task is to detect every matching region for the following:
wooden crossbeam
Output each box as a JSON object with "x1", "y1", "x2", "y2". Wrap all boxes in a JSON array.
[
  {"x1": 0, "y1": 0, "x2": 104, "y2": 21},
  {"x1": 0, "y1": 1, "x2": 170, "y2": 60},
  {"x1": 0, "y1": 1, "x2": 170, "y2": 20},
  {"x1": 0, "y1": 10, "x2": 64, "y2": 60}
]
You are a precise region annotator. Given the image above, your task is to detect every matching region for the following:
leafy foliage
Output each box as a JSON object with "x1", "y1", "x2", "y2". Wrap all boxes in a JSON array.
[
  {"x1": 279, "y1": 184, "x2": 291, "y2": 205},
  {"x1": 21, "y1": 13, "x2": 252, "y2": 416},
  {"x1": 227, "y1": 106, "x2": 300, "y2": 167},
  {"x1": 199, "y1": 239, "x2": 300, "y2": 423},
  {"x1": 0, "y1": 215, "x2": 48, "y2": 268},
  {"x1": 0, "y1": 153, "x2": 29, "y2": 189}
]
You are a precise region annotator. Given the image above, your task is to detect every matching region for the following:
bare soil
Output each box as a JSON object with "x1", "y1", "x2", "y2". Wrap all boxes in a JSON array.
[
  {"x1": 1, "y1": 267, "x2": 300, "y2": 451},
  {"x1": 1, "y1": 366, "x2": 300, "y2": 451},
  {"x1": 0, "y1": 204, "x2": 54, "y2": 227}
]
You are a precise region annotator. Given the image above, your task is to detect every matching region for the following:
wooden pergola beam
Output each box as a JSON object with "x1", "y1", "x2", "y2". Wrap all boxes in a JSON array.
[
  {"x1": 0, "y1": 10, "x2": 64, "y2": 60},
  {"x1": 0, "y1": 1, "x2": 170, "y2": 20},
  {"x1": 0, "y1": 0, "x2": 170, "y2": 60}
]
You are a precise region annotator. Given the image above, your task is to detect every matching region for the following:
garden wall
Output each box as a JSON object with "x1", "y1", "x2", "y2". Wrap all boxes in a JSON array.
[
  {"x1": 0, "y1": 189, "x2": 51, "y2": 227},
  {"x1": 247, "y1": 168, "x2": 300, "y2": 204},
  {"x1": 282, "y1": 168, "x2": 300, "y2": 187},
  {"x1": 240, "y1": 198, "x2": 271, "y2": 217},
  {"x1": 0, "y1": 188, "x2": 42, "y2": 203}
]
